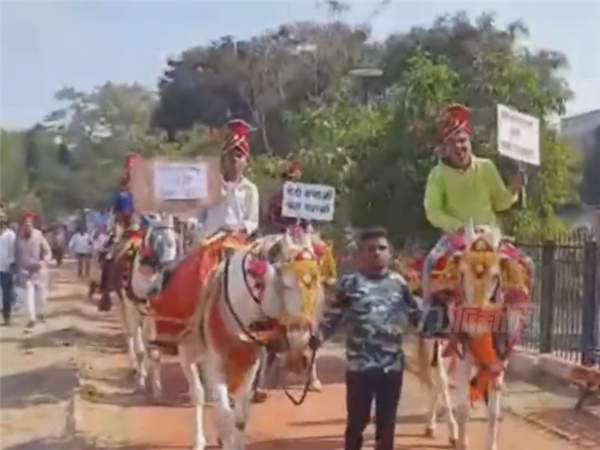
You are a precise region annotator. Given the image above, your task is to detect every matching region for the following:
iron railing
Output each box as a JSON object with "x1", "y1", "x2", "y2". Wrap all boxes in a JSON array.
[{"x1": 518, "y1": 230, "x2": 598, "y2": 363}]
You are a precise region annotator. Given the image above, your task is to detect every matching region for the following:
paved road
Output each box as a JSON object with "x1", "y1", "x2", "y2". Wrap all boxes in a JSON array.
[{"x1": 1, "y1": 262, "x2": 599, "y2": 450}]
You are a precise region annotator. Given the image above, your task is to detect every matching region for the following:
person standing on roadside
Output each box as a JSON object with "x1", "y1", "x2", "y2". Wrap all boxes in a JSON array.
[
  {"x1": 0, "y1": 211, "x2": 17, "y2": 325},
  {"x1": 309, "y1": 228, "x2": 423, "y2": 450},
  {"x1": 14, "y1": 211, "x2": 52, "y2": 328},
  {"x1": 69, "y1": 226, "x2": 93, "y2": 277}
]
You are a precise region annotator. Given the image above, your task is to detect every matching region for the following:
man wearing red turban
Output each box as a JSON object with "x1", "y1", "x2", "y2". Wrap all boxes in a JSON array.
[
  {"x1": 149, "y1": 118, "x2": 260, "y2": 353},
  {"x1": 198, "y1": 118, "x2": 259, "y2": 238},
  {"x1": 97, "y1": 153, "x2": 141, "y2": 311},
  {"x1": 112, "y1": 153, "x2": 140, "y2": 230},
  {"x1": 419, "y1": 103, "x2": 533, "y2": 329}
]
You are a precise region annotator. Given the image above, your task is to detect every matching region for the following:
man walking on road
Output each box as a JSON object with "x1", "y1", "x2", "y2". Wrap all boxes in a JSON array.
[
  {"x1": 0, "y1": 211, "x2": 16, "y2": 325},
  {"x1": 310, "y1": 228, "x2": 423, "y2": 450},
  {"x1": 14, "y1": 211, "x2": 52, "y2": 328},
  {"x1": 69, "y1": 226, "x2": 93, "y2": 277}
]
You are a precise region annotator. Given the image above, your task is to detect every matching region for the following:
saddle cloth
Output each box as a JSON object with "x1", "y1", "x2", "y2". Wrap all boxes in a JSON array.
[{"x1": 150, "y1": 232, "x2": 247, "y2": 340}]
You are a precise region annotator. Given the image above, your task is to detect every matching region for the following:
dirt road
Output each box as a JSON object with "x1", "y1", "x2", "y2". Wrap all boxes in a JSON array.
[{"x1": 2, "y1": 263, "x2": 599, "y2": 449}]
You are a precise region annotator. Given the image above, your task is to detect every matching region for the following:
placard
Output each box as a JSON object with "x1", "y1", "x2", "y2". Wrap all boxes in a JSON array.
[
  {"x1": 497, "y1": 104, "x2": 540, "y2": 166},
  {"x1": 129, "y1": 156, "x2": 222, "y2": 218},
  {"x1": 153, "y1": 161, "x2": 208, "y2": 200},
  {"x1": 282, "y1": 182, "x2": 335, "y2": 222}
]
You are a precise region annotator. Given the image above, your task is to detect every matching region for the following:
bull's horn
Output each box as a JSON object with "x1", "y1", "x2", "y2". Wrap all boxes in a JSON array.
[
  {"x1": 465, "y1": 218, "x2": 476, "y2": 242},
  {"x1": 282, "y1": 228, "x2": 293, "y2": 247}
]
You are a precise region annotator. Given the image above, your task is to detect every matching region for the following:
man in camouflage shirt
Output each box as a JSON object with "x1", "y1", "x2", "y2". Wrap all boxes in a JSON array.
[{"x1": 311, "y1": 227, "x2": 422, "y2": 450}]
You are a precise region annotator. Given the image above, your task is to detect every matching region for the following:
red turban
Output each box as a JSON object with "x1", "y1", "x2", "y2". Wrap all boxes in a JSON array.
[
  {"x1": 281, "y1": 160, "x2": 301, "y2": 179},
  {"x1": 440, "y1": 104, "x2": 471, "y2": 141},
  {"x1": 20, "y1": 209, "x2": 35, "y2": 224},
  {"x1": 124, "y1": 152, "x2": 141, "y2": 170},
  {"x1": 222, "y1": 119, "x2": 251, "y2": 157}
]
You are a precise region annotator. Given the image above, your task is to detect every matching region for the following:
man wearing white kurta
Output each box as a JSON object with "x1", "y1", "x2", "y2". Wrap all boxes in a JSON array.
[
  {"x1": 198, "y1": 176, "x2": 259, "y2": 240},
  {"x1": 14, "y1": 212, "x2": 52, "y2": 328}
]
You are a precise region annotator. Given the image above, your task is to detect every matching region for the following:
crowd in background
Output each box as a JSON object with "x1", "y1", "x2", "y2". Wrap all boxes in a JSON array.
[{"x1": 0, "y1": 206, "x2": 110, "y2": 328}]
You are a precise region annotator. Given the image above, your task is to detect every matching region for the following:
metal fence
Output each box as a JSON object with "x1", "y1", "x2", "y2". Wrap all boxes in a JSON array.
[{"x1": 518, "y1": 230, "x2": 598, "y2": 363}]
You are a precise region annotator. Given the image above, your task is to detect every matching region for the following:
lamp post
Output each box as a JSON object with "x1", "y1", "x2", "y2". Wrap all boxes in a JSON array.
[
  {"x1": 348, "y1": 67, "x2": 383, "y2": 105},
  {"x1": 288, "y1": 43, "x2": 319, "y2": 95}
]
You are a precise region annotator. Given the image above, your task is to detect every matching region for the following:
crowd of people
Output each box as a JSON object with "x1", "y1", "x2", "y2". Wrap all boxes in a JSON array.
[
  {"x1": 0, "y1": 207, "x2": 110, "y2": 328},
  {"x1": 0, "y1": 211, "x2": 51, "y2": 327}
]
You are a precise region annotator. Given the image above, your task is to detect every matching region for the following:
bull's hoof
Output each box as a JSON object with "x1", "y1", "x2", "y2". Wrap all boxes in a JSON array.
[
  {"x1": 309, "y1": 378, "x2": 322, "y2": 392},
  {"x1": 449, "y1": 437, "x2": 458, "y2": 448},
  {"x1": 456, "y1": 441, "x2": 469, "y2": 450},
  {"x1": 251, "y1": 389, "x2": 268, "y2": 404},
  {"x1": 98, "y1": 296, "x2": 112, "y2": 312},
  {"x1": 424, "y1": 427, "x2": 436, "y2": 438}
]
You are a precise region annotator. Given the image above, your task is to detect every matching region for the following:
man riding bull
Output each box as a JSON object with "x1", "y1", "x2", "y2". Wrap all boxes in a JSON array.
[
  {"x1": 149, "y1": 118, "x2": 259, "y2": 312},
  {"x1": 96, "y1": 153, "x2": 141, "y2": 311},
  {"x1": 197, "y1": 119, "x2": 259, "y2": 240},
  {"x1": 421, "y1": 103, "x2": 532, "y2": 325}
]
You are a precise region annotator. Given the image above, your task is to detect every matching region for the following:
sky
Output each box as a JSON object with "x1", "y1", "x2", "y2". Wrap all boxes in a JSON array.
[{"x1": 1, "y1": 1, "x2": 599, "y2": 129}]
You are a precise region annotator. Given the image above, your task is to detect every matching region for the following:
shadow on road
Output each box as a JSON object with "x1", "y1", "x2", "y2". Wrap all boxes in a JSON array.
[
  {"x1": 2, "y1": 436, "x2": 189, "y2": 450},
  {"x1": 526, "y1": 407, "x2": 600, "y2": 445},
  {"x1": 81, "y1": 360, "x2": 190, "y2": 408},
  {"x1": 1, "y1": 326, "x2": 124, "y2": 354},
  {"x1": 248, "y1": 435, "x2": 344, "y2": 450},
  {"x1": 45, "y1": 303, "x2": 122, "y2": 325},
  {"x1": 0, "y1": 363, "x2": 78, "y2": 409}
]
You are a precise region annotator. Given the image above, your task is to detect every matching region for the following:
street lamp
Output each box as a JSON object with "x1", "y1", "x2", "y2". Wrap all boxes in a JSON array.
[
  {"x1": 287, "y1": 43, "x2": 319, "y2": 96},
  {"x1": 348, "y1": 67, "x2": 383, "y2": 105}
]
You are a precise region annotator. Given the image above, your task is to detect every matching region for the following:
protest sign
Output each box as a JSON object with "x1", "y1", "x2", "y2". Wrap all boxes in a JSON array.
[
  {"x1": 282, "y1": 182, "x2": 335, "y2": 222},
  {"x1": 497, "y1": 104, "x2": 540, "y2": 166},
  {"x1": 153, "y1": 161, "x2": 208, "y2": 201},
  {"x1": 130, "y1": 156, "x2": 222, "y2": 217}
]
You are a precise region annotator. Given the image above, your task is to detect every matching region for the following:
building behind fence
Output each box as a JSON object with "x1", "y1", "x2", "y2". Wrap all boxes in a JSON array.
[{"x1": 518, "y1": 229, "x2": 598, "y2": 364}]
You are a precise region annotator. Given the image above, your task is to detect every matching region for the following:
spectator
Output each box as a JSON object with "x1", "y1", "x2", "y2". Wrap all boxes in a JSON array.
[
  {"x1": 0, "y1": 211, "x2": 16, "y2": 325},
  {"x1": 69, "y1": 227, "x2": 93, "y2": 277},
  {"x1": 14, "y1": 211, "x2": 52, "y2": 328}
]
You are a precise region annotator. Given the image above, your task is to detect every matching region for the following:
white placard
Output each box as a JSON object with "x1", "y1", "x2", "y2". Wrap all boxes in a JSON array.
[
  {"x1": 153, "y1": 162, "x2": 208, "y2": 200},
  {"x1": 497, "y1": 104, "x2": 540, "y2": 166},
  {"x1": 282, "y1": 182, "x2": 336, "y2": 222}
]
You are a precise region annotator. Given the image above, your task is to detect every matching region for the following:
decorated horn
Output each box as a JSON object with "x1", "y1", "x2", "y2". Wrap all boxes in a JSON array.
[{"x1": 465, "y1": 218, "x2": 476, "y2": 242}]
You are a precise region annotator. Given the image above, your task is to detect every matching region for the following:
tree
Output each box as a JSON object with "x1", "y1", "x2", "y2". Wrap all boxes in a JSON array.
[
  {"x1": 152, "y1": 20, "x2": 372, "y2": 155},
  {"x1": 289, "y1": 12, "x2": 579, "y2": 245}
]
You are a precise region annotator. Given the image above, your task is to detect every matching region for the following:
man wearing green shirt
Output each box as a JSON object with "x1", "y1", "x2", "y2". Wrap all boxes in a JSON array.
[{"x1": 422, "y1": 104, "x2": 532, "y2": 312}]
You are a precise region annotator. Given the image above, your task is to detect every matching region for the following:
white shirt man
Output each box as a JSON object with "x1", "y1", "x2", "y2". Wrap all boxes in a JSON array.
[
  {"x1": 69, "y1": 230, "x2": 93, "y2": 256},
  {"x1": 0, "y1": 221, "x2": 17, "y2": 324},
  {"x1": 0, "y1": 224, "x2": 16, "y2": 273},
  {"x1": 199, "y1": 177, "x2": 259, "y2": 240}
]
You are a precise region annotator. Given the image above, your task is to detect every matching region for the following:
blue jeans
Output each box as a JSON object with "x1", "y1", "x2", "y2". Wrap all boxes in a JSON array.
[{"x1": 1, "y1": 271, "x2": 15, "y2": 321}]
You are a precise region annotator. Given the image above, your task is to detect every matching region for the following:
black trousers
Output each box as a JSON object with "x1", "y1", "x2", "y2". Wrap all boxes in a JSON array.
[
  {"x1": 345, "y1": 369, "x2": 404, "y2": 450},
  {"x1": 0, "y1": 271, "x2": 15, "y2": 322}
]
